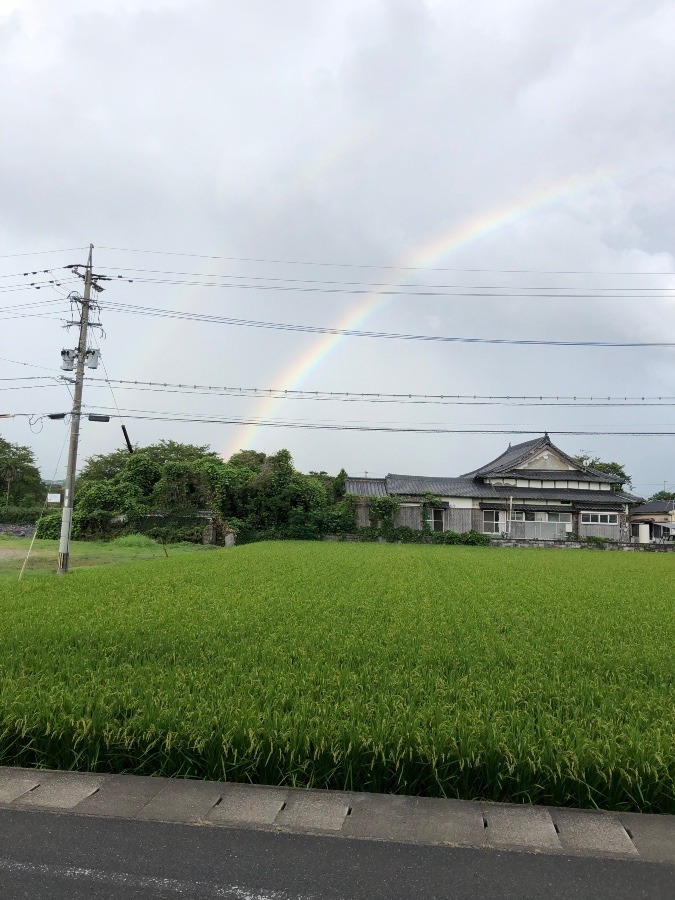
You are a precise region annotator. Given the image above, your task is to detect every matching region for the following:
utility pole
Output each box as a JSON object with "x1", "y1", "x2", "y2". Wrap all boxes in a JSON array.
[{"x1": 57, "y1": 244, "x2": 94, "y2": 574}]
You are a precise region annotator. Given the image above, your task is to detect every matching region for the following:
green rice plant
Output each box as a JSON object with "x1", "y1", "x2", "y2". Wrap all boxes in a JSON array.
[{"x1": 0, "y1": 542, "x2": 672, "y2": 812}]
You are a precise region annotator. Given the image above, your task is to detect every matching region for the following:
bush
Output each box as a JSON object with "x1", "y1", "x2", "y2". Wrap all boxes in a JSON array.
[
  {"x1": 353, "y1": 527, "x2": 492, "y2": 546},
  {"x1": 0, "y1": 507, "x2": 44, "y2": 525},
  {"x1": 35, "y1": 512, "x2": 62, "y2": 539},
  {"x1": 460, "y1": 530, "x2": 491, "y2": 546},
  {"x1": 141, "y1": 524, "x2": 204, "y2": 544},
  {"x1": 111, "y1": 534, "x2": 159, "y2": 549}
]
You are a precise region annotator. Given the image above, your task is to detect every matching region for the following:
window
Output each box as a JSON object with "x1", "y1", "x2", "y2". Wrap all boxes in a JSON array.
[
  {"x1": 510, "y1": 511, "x2": 573, "y2": 523},
  {"x1": 581, "y1": 512, "x2": 618, "y2": 525},
  {"x1": 432, "y1": 508, "x2": 444, "y2": 532},
  {"x1": 483, "y1": 510, "x2": 501, "y2": 533},
  {"x1": 547, "y1": 512, "x2": 572, "y2": 523}
]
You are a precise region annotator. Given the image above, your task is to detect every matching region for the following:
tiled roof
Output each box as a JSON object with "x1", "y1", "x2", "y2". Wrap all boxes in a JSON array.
[
  {"x1": 386, "y1": 475, "x2": 481, "y2": 496},
  {"x1": 631, "y1": 500, "x2": 675, "y2": 515},
  {"x1": 497, "y1": 468, "x2": 623, "y2": 484},
  {"x1": 461, "y1": 436, "x2": 549, "y2": 477},
  {"x1": 488, "y1": 487, "x2": 636, "y2": 505},
  {"x1": 383, "y1": 474, "x2": 636, "y2": 505},
  {"x1": 344, "y1": 477, "x2": 387, "y2": 497},
  {"x1": 460, "y1": 435, "x2": 623, "y2": 484}
]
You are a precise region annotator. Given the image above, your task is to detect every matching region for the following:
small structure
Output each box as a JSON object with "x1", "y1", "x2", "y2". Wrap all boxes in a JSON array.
[
  {"x1": 629, "y1": 500, "x2": 675, "y2": 543},
  {"x1": 346, "y1": 435, "x2": 640, "y2": 541}
]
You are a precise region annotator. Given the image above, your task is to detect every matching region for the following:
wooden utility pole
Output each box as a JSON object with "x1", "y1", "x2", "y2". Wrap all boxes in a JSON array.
[{"x1": 57, "y1": 244, "x2": 94, "y2": 574}]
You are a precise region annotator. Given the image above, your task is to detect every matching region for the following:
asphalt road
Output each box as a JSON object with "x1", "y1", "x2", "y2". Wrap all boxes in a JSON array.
[{"x1": 0, "y1": 807, "x2": 672, "y2": 900}]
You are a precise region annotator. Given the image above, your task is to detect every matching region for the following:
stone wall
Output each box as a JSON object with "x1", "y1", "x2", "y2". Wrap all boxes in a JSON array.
[
  {"x1": 0, "y1": 524, "x2": 35, "y2": 538},
  {"x1": 491, "y1": 538, "x2": 675, "y2": 552}
]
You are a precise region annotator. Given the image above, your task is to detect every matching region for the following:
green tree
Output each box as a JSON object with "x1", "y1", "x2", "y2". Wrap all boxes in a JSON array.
[
  {"x1": 0, "y1": 438, "x2": 44, "y2": 506},
  {"x1": 333, "y1": 468, "x2": 348, "y2": 500},
  {"x1": 573, "y1": 454, "x2": 631, "y2": 487},
  {"x1": 227, "y1": 449, "x2": 267, "y2": 472},
  {"x1": 649, "y1": 491, "x2": 675, "y2": 501}
]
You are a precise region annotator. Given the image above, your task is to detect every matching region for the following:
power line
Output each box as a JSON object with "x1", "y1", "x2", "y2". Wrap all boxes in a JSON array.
[
  {"x1": 96, "y1": 245, "x2": 675, "y2": 276},
  {"x1": 60, "y1": 409, "x2": 675, "y2": 436},
  {"x1": 72, "y1": 378, "x2": 675, "y2": 407},
  {"x1": 0, "y1": 356, "x2": 64, "y2": 373},
  {"x1": 95, "y1": 266, "x2": 675, "y2": 292},
  {"x1": 1, "y1": 375, "x2": 674, "y2": 404},
  {"x1": 0, "y1": 268, "x2": 54, "y2": 279},
  {"x1": 6, "y1": 375, "x2": 675, "y2": 406},
  {"x1": 0, "y1": 277, "x2": 79, "y2": 294},
  {"x1": 103, "y1": 302, "x2": 675, "y2": 347},
  {"x1": 0, "y1": 311, "x2": 72, "y2": 323},
  {"x1": 0, "y1": 298, "x2": 73, "y2": 312},
  {"x1": 0, "y1": 247, "x2": 86, "y2": 260},
  {"x1": 99, "y1": 275, "x2": 675, "y2": 299}
]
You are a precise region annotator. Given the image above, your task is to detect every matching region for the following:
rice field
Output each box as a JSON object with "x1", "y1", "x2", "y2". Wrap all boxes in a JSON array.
[{"x1": 0, "y1": 542, "x2": 673, "y2": 812}]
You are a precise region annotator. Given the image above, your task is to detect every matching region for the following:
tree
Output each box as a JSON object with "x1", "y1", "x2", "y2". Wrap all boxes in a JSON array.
[
  {"x1": 649, "y1": 491, "x2": 675, "y2": 501},
  {"x1": 76, "y1": 442, "x2": 227, "y2": 517},
  {"x1": 227, "y1": 450, "x2": 267, "y2": 472},
  {"x1": 573, "y1": 454, "x2": 631, "y2": 487},
  {"x1": 79, "y1": 440, "x2": 221, "y2": 485},
  {"x1": 69, "y1": 439, "x2": 350, "y2": 542},
  {"x1": 0, "y1": 438, "x2": 44, "y2": 506}
]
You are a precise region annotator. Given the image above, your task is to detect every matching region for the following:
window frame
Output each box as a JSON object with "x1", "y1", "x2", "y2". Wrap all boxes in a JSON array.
[
  {"x1": 483, "y1": 510, "x2": 501, "y2": 533},
  {"x1": 581, "y1": 511, "x2": 619, "y2": 525}
]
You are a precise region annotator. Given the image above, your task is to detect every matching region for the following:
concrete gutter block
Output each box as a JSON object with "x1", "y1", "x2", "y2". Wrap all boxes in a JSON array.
[
  {"x1": 551, "y1": 809, "x2": 637, "y2": 856},
  {"x1": 482, "y1": 802, "x2": 562, "y2": 851},
  {"x1": 619, "y1": 812, "x2": 675, "y2": 864},
  {"x1": 135, "y1": 778, "x2": 222, "y2": 823},
  {"x1": 73, "y1": 774, "x2": 165, "y2": 819},
  {"x1": 275, "y1": 790, "x2": 352, "y2": 832},
  {"x1": 343, "y1": 794, "x2": 486, "y2": 846},
  {"x1": 0, "y1": 768, "x2": 47, "y2": 804},
  {"x1": 208, "y1": 783, "x2": 288, "y2": 826},
  {"x1": 15, "y1": 772, "x2": 107, "y2": 810}
]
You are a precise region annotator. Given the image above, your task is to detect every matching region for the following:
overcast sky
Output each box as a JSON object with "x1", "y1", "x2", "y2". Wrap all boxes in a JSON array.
[{"x1": 1, "y1": 0, "x2": 674, "y2": 496}]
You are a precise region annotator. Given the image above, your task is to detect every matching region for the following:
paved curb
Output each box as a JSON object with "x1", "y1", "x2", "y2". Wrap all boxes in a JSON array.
[{"x1": 0, "y1": 766, "x2": 673, "y2": 863}]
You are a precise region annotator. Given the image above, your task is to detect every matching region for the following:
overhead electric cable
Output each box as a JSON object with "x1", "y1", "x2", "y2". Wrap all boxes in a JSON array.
[
  {"x1": 0, "y1": 356, "x2": 64, "y2": 373},
  {"x1": 0, "y1": 247, "x2": 85, "y2": 259},
  {"x1": 95, "y1": 266, "x2": 675, "y2": 292},
  {"x1": 66, "y1": 408, "x2": 675, "y2": 436},
  {"x1": 56, "y1": 378, "x2": 675, "y2": 407},
  {"x1": 93, "y1": 378, "x2": 675, "y2": 402},
  {"x1": 103, "y1": 302, "x2": 675, "y2": 347},
  {"x1": 96, "y1": 245, "x2": 675, "y2": 276},
  {"x1": 101, "y1": 275, "x2": 675, "y2": 299}
]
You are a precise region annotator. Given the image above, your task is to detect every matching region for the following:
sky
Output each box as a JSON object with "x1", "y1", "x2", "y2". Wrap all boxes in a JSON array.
[{"x1": 1, "y1": 0, "x2": 674, "y2": 498}]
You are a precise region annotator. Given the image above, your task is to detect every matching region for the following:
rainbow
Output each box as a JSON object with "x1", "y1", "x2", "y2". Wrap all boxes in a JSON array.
[{"x1": 223, "y1": 168, "x2": 615, "y2": 459}]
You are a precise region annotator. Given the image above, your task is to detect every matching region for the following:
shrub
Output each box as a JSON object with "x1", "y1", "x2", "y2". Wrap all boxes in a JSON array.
[
  {"x1": 35, "y1": 512, "x2": 63, "y2": 539},
  {"x1": 111, "y1": 534, "x2": 159, "y2": 549},
  {"x1": 460, "y1": 530, "x2": 491, "y2": 546},
  {"x1": 0, "y1": 507, "x2": 44, "y2": 525}
]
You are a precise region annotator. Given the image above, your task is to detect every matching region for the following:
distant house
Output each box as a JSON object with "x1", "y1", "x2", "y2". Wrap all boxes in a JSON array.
[
  {"x1": 629, "y1": 500, "x2": 675, "y2": 542},
  {"x1": 346, "y1": 435, "x2": 640, "y2": 542}
]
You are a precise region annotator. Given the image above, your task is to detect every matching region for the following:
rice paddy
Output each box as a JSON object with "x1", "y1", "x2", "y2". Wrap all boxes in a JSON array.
[{"x1": 0, "y1": 541, "x2": 672, "y2": 812}]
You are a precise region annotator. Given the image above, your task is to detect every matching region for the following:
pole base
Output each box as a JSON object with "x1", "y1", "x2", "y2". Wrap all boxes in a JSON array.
[{"x1": 57, "y1": 552, "x2": 69, "y2": 574}]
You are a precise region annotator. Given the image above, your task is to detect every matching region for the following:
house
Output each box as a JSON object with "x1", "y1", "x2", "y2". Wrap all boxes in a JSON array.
[
  {"x1": 629, "y1": 500, "x2": 675, "y2": 543},
  {"x1": 346, "y1": 434, "x2": 641, "y2": 541}
]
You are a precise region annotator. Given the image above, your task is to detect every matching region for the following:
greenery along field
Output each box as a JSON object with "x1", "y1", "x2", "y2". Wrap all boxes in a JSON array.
[
  {"x1": 0, "y1": 534, "x2": 215, "y2": 578},
  {"x1": 0, "y1": 543, "x2": 673, "y2": 813}
]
